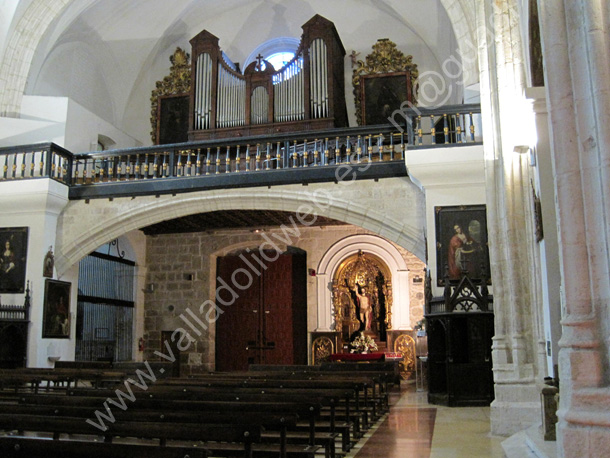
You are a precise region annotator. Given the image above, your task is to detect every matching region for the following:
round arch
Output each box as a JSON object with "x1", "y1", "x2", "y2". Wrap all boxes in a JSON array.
[
  {"x1": 55, "y1": 182, "x2": 425, "y2": 276},
  {"x1": 315, "y1": 234, "x2": 413, "y2": 332}
]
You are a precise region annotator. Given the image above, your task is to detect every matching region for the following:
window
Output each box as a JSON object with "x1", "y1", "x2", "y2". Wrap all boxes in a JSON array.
[
  {"x1": 245, "y1": 37, "x2": 300, "y2": 72},
  {"x1": 266, "y1": 51, "x2": 296, "y2": 70}
]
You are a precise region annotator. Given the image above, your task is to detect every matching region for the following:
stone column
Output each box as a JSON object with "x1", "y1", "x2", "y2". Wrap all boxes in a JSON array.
[
  {"x1": 477, "y1": 0, "x2": 545, "y2": 435},
  {"x1": 537, "y1": 0, "x2": 610, "y2": 456}
]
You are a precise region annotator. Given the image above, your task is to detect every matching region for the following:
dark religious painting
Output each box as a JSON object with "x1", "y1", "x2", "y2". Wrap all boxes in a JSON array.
[
  {"x1": 0, "y1": 227, "x2": 28, "y2": 293},
  {"x1": 43, "y1": 279, "x2": 71, "y2": 338},
  {"x1": 435, "y1": 205, "x2": 491, "y2": 286},
  {"x1": 157, "y1": 94, "x2": 190, "y2": 145},
  {"x1": 361, "y1": 72, "x2": 412, "y2": 125}
]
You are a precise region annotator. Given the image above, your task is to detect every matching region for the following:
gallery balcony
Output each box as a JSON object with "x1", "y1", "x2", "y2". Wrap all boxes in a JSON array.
[{"x1": 0, "y1": 103, "x2": 481, "y2": 200}]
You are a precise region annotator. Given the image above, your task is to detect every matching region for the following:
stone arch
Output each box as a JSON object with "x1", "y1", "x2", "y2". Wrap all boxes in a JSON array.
[
  {"x1": 55, "y1": 180, "x2": 425, "y2": 276},
  {"x1": 315, "y1": 233, "x2": 413, "y2": 332},
  {"x1": 0, "y1": 0, "x2": 74, "y2": 116},
  {"x1": 439, "y1": 0, "x2": 479, "y2": 88}
]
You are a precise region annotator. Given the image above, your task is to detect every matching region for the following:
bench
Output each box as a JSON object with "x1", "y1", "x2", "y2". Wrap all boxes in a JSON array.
[
  {"x1": 0, "y1": 436, "x2": 208, "y2": 458},
  {"x1": 9, "y1": 395, "x2": 322, "y2": 458},
  {"x1": 0, "y1": 413, "x2": 256, "y2": 457}
]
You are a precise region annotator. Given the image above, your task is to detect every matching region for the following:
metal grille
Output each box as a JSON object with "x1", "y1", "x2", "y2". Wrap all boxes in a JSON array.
[
  {"x1": 76, "y1": 253, "x2": 135, "y2": 362},
  {"x1": 78, "y1": 253, "x2": 135, "y2": 302}
]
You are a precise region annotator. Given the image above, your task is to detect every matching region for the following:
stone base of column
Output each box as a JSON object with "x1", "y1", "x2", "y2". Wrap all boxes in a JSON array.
[
  {"x1": 557, "y1": 387, "x2": 610, "y2": 458},
  {"x1": 491, "y1": 382, "x2": 541, "y2": 436}
]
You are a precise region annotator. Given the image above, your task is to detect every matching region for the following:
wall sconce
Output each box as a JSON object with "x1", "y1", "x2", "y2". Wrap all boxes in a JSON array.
[
  {"x1": 143, "y1": 283, "x2": 155, "y2": 293},
  {"x1": 513, "y1": 145, "x2": 536, "y2": 166}
]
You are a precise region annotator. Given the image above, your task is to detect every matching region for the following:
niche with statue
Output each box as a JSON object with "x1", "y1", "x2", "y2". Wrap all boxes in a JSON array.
[{"x1": 332, "y1": 251, "x2": 392, "y2": 350}]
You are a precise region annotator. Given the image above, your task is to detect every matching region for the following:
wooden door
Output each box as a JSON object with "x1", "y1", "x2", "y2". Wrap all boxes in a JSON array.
[
  {"x1": 215, "y1": 253, "x2": 261, "y2": 372},
  {"x1": 215, "y1": 250, "x2": 306, "y2": 371}
]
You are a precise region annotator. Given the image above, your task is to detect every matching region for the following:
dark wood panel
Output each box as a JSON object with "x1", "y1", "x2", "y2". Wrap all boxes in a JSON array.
[
  {"x1": 215, "y1": 251, "x2": 307, "y2": 371},
  {"x1": 263, "y1": 254, "x2": 294, "y2": 365},
  {"x1": 215, "y1": 254, "x2": 261, "y2": 371}
]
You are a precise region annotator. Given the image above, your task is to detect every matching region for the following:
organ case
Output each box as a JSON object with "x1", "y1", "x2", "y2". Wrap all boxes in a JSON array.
[{"x1": 188, "y1": 14, "x2": 348, "y2": 140}]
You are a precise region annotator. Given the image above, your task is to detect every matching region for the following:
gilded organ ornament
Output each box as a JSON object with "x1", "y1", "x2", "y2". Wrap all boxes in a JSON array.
[
  {"x1": 352, "y1": 39, "x2": 419, "y2": 126},
  {"x1": 394, "y1": 333, "x2": 416, "y2": 380},
  {"x1": 311, "y1": 336, "x2": 334, "y2": 365},
  {"x1": 150, "y1": 47, "x2": 192, "y2": 144}
]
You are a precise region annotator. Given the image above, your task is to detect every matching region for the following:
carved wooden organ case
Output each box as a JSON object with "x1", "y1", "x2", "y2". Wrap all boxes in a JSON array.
[
  {"x1": 188, "y1": 14, "x2": 348, "y2": 140},
  {"x1": 331, "y1": 251, "x2": 393, "y2": 344}
]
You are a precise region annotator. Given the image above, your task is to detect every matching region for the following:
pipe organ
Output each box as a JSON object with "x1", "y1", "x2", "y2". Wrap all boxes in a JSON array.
[{"x1": 188, "y1": 15, "x2": 348, "y2": 140}]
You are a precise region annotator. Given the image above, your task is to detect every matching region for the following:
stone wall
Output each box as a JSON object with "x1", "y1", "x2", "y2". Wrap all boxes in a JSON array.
[{"x1": 142, "y1": 224, "x2": 425, "y2": 374}]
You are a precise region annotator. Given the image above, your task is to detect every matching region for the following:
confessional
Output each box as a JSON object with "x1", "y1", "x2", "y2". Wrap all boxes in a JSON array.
[
  {"x1": 425, "y1": 273, "x2": 494, "y2": 406},
  {"x1": 0, "y1": 285, "x2": 30, "y2": 368}
]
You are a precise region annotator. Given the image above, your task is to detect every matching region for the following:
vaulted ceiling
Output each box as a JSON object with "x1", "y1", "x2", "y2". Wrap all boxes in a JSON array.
[{"x1": 22, "y1": 0, "x2": 463, "y2": 145}]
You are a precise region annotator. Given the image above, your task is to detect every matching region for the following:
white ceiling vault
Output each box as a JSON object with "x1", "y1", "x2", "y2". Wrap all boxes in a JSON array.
[{"x1": 1, "y1": 0, "x2": 478, "y2": 145}]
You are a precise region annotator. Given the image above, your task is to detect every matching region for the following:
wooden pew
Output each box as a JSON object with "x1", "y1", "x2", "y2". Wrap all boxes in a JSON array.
[
  {"x1": 0, "y1": 436, "x2": 208, "y2": 458},
  {"x1": 54, "y1": 361, "x2": 113, "y2": 370},
  {"x1": 9, "y1": 395, "x2": 322, "y2": 458},
  {"x1": 65, "y1": 386, "x2": 343, "y2": 457},
  {"x1": 0, "y1": 413, "x2": 255, "y2": 457},
  {"x1": 0, "y1": 404, "x2": 304, "y2": 458},
  {"x1": 181, "y1": 373, "x2": 386, "y2": 420},
  {"x1": 0, "y1": 368, "x2": 126, "y2": 391}
]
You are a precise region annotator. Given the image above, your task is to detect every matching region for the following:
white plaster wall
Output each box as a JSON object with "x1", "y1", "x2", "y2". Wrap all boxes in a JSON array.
[
  {"x1": 0, "y1": 95, "x2": 67, "y2": 147},
  {"x1": 64, "y1": 98, "x2": 141, "y2": 153},
  {"x1": 406, "y1": 144, "x2": 487, "y2": 297},
  {"x1": 0, "y1": 95, "x2": 140, "y2": 151},
  {"x1": 0, "y1": 179, "x2": 72, "y2": 367}
]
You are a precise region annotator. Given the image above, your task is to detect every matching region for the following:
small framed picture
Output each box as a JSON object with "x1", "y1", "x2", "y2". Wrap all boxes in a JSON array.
[
  {"x1": 435, "y1": 205, "x2": 491, "y2": 286},
  {"x1": 157, "y1": 94, "x2": 190, "y2": 145},
  {"x1": 42, "y1": 279, "x2": 71, "y2": 338},
  {"x1": 360, "y1": 72, "x2": 414, "y2": 126},
  {"x1": 0, "y1": 227, "x2": 29, "y2": 293}
]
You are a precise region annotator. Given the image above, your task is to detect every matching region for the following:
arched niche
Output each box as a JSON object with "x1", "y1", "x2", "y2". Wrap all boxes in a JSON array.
[
  {"x1": 332, "y1": 250, "x2": 393, "y2": 345},
  {"x1": 316, "y1": 234, "x2": 412, "y2": 332}
]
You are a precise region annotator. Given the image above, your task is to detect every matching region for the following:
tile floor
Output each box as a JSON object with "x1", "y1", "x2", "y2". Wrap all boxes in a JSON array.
[{"x1": 347, "y1": 382, "x2": 506, "y2": 458}]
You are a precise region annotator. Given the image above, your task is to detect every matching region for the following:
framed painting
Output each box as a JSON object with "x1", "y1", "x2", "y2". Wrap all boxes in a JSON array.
[
  {"x1": 42, "y1": 279, "x2": 71, "y2": 339},
  {"x1": 157, "y1": 94, "x2": 190, "y2": 145},
  {"x1": 0, "y1": 227, "x2": 28, "y2": 294},
  {"x1": 435, "y1": 205, "x2": 491, "y2": 286},
  {"x1": 360, "y1": 72, "x2": 413, "y2": 126}
]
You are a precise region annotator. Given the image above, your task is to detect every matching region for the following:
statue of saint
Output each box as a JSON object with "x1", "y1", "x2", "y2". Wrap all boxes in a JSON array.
[{"x1": 352, "y1": 282, "x2": 373, "y2": 331}]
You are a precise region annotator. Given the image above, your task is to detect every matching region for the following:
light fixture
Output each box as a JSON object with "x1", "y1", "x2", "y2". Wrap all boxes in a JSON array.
[
  {"x1": 513, "y1": 145, "x2": 536, "y2": 166},
  {"x1": 513, "y1": 145, "x2": 530, "y2": 154}
]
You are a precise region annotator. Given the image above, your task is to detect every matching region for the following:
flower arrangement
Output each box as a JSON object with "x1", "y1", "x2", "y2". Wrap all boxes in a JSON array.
[{"x1": 350, "y1": 333, "x2": 378, "y2": 354}]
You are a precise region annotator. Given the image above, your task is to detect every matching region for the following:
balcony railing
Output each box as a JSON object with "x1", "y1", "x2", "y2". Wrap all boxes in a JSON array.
[
  {"x1": 0, "y1": 142, "x2": 73, "y2": 184},
  {"x1": 0, "y1": 104, "x2": 481, "y2": 199}
]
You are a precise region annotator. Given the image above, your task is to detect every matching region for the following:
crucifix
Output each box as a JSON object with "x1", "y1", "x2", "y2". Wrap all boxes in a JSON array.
[{"x1": 255, "y1": 53, "x2": 265, "y2": 71}]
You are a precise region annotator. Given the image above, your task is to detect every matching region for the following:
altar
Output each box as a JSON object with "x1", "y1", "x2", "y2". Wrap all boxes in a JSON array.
[{"x1": 329, "y1": 352, "x2": 386, "y2": 362}]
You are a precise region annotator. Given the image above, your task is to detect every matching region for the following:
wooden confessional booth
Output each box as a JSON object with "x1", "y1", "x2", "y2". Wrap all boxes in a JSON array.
[{"x1": 425, "y1": 274, "x2": 495, "y2": 406}]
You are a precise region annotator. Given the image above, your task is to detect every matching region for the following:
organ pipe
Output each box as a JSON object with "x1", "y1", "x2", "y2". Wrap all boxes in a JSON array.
[{"x1": 189, "y1": 14, "x2": 346, "y2": 140}]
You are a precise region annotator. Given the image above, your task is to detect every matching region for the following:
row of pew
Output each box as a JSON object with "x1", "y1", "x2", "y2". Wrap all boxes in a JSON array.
[{"x1": 0, "y1": 362, "x2": 397, "y2": 458}]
